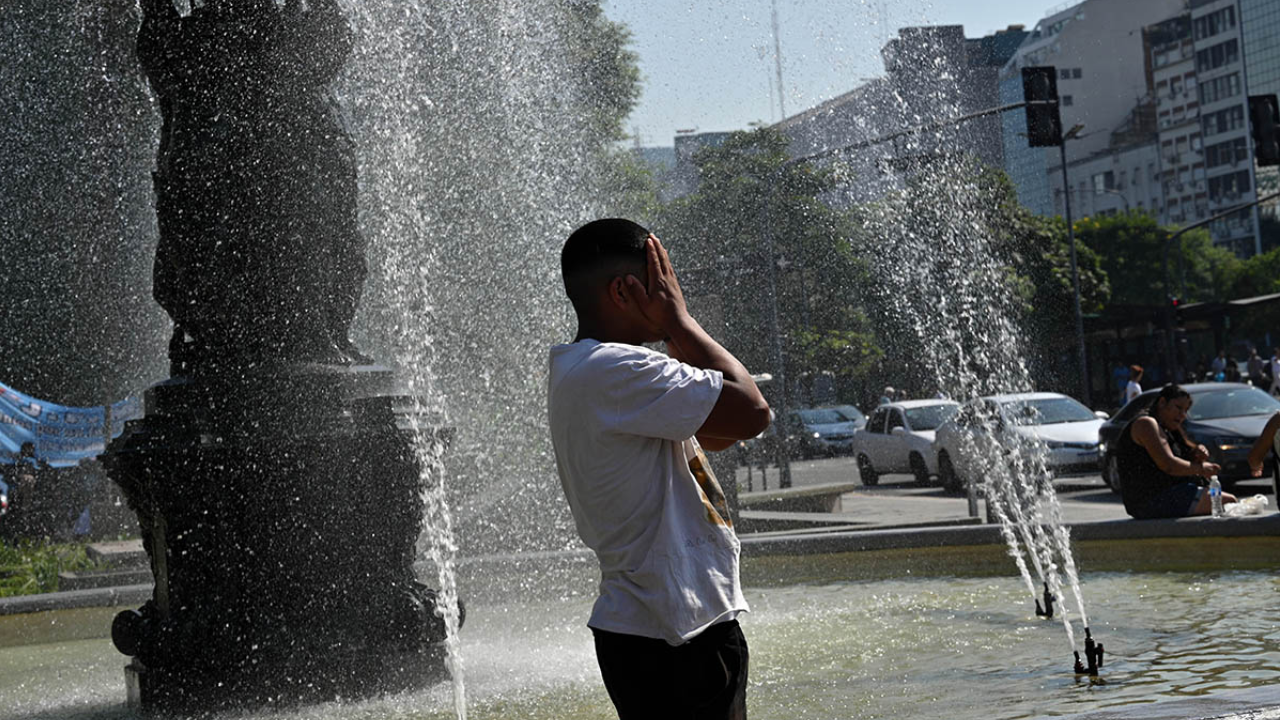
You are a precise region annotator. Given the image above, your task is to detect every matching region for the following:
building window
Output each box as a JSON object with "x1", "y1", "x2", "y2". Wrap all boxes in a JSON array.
[
  {"x1": 1072, "y1": 68, "x2": 1082, "y2": 79},
  {"x1": 1201, "y1": 105, "x2": 1245, "y2": 137},
  {"x1": 1208, "y1": 170, "x2": 1253, "y2": 202},
  {"x1": 1206, "y1": 138, "x2": 1249, "y2": 168},
  {"x1": 1196, "y1": 39, "x2": 1239, "y2": 73},
  {"x1": 1060, "y1": 68, "x2": 1071, "y2": 79},
  {"x1": 1198, "y1": 74, "x2": 1241, "y2": 105},
  {"x1": 1062, "y1": 95, "x2": 1074, "y2": 106},
  {"x1": 1193, "y1": 6, "x2": 1237, "y2": 42}
]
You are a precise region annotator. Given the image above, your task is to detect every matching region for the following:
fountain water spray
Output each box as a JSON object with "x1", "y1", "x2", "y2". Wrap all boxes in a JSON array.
[
  {"x1": 339, "y1": 2, "x2": 624, "y2": 715},
  {"x1": 843, "y1": 127, "x2": 1095, "y2": 666}
]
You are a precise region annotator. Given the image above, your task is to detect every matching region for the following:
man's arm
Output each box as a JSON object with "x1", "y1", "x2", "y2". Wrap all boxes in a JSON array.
[
  {"x1": 625, "y1": 236, "x2": 771, "y2": 446},
  {"x1": 1247, "y1": 411, "x2": 1280, "y2": 477}
]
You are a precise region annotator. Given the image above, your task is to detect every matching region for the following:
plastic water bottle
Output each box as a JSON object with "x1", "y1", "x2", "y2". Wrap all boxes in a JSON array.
[{"x1": 1209, "y1": 475, "x2": 1224, "y2": 518}]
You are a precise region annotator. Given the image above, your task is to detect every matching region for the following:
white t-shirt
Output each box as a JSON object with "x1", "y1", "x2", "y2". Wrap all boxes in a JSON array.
[
  {"x1": 1125, "y1": 380, "x2": 1142, "y2": 403},
  {"x1": 547, "y1": 339, "x2": 748, "y2": 645}
]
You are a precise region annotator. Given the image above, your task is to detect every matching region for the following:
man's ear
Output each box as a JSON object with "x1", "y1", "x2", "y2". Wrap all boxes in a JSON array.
[{"x1": 607, "y1": 276, "x2": 630, "y2": 310}]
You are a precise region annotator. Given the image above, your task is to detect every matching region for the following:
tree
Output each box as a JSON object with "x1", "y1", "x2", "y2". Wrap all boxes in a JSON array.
[
  {"x1": 1074, "y1": 213, "x2": 1238, "y2": 305},
  {"x1": 1227, "y1": 244, "x2": 1280, "y2": 298},
  {"x1": 654, "y1": 127, "x2": 881, "y2": 404},
  {"x1": 849, "y1": 159, "x2": 1109, "y2": 395}
]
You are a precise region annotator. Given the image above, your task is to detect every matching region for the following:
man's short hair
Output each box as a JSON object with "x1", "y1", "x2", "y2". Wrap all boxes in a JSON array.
[{"x1": 561, "y1": 218, "x2": 650, "y2": 313}]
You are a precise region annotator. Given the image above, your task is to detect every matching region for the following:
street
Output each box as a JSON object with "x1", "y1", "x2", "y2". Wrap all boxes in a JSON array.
[{"x1": 733, "y1": 455, "x2": 1277, "y2": 528}]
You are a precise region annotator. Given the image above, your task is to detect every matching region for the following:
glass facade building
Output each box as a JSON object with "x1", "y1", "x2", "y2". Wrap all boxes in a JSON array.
[
  {"x1": 1241, "y1": 0, "x2": 1280, "y2": 205},
  {"x1": 999, "y1": 72, "x2": 1052, "y2": 216}
]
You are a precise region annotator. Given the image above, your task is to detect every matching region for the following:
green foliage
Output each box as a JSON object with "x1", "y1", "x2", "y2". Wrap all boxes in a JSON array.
[
  {"x1": 1075, "y1": 213, "x2": 1237, "y2": 306},
  {"x1": 654, "y1": 127, "x2": 878, "y2": 397},
  {"x1": 794, "y1": 327, "x2": 884, "y2": 382},
  {"x1": 0, "y1": 539, "x2": 100, "y2": 597},
  {"x1": 562, "y1": 2, "x2": 643, "y2": 144},
  {"x1": 1228, "y1": 244, "x2": 1280, "y2": 298},
  {"x1": 598, "y1": 146, "x2": 663, "y2": 222},
  {"x1": 975, "y1": 164, "x2": 1110, "y2": 319}
]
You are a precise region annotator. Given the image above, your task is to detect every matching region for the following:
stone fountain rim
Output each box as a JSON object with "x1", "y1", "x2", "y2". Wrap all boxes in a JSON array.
[{"x1": 1, "y1": 513, "x2": 1276, "y2": 618}]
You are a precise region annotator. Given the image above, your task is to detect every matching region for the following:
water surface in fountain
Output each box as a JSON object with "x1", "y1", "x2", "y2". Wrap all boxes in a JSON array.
[{"x1": 3, "y1": 539, "x2": 1278, "y2": 720}]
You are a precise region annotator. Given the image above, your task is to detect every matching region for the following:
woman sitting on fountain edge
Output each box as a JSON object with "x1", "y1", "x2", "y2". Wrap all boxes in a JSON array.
[{"x1": 1115, "y1": 384, "x2": 1238, "y2": 519}]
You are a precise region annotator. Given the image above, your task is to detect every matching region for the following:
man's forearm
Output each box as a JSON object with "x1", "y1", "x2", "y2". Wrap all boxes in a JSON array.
[{"x1": 665, "y1": 314, "x2": 755, "y2": 388}]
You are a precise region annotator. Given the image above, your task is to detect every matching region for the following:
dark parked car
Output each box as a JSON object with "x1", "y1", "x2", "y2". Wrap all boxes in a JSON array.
[
  {"x1": 1097, "y1": 382, "x2": 1280, "y2": 493},
  {"x1": 786, "y1": 406, "x2": 864, "y2": 459}
]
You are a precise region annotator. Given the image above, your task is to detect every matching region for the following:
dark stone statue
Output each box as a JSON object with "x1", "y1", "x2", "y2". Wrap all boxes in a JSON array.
[
  {"x1": 138, "y1": 0, "x2": 367, "y2": 368},
  {"x1": 104, "y1": 2, "x2": 458, "y2": 711}
]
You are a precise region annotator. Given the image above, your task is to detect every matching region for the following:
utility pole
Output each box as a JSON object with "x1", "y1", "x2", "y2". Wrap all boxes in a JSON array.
[
  {"x1": 771, "y1": 0, "x2": 786, "y2": 121},
  {"x1": 1059, "y1": 132, "x2": 1090, "y2": 408},
  {"x1": 1021, "y1": 65, "x2": 1090, "y2": 406}
]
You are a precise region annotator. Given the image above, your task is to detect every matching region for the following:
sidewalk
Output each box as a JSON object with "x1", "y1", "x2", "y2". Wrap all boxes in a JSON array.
[{"x1": 733, "y1": 455, "x2": 1273, "y2": 532}]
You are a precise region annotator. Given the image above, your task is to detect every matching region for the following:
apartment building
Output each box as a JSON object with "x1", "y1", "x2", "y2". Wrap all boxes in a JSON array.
[
  {"x1": 999, "y1": 0, "x2": 1185, "y2": 217},
  {"x1": 1148, "y1": 14, "x2": 1209, "y2": 227},
  {"x1": 1192, "y1": 0, "x2": 1259, "y2": 254}
]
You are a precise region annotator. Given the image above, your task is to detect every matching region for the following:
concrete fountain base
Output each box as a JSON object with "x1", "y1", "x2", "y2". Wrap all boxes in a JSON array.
[{"x1": 104, "y1": 365, "x2": 456, "y2": 712}]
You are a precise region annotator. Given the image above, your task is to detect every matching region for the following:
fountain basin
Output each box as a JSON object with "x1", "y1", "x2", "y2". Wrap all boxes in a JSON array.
[{"x1": 2, "y1": 532, "x2": 1278, "y2": 719}]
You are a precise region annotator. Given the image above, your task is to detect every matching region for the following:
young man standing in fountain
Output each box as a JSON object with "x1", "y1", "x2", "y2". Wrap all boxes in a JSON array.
[{"x1": 548, "y1": 218, "x2": 771, "y2": 720}]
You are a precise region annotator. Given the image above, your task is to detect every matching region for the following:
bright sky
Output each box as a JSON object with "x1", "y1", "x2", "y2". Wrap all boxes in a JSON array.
[{"x1": 602, "y1": 0, "x2": 1072, "y2": 147}]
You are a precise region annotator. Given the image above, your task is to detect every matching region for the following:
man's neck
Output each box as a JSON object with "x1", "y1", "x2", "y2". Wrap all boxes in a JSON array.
[{"x1": 573, "y1": 326, "x2": 646, "y2": 346}]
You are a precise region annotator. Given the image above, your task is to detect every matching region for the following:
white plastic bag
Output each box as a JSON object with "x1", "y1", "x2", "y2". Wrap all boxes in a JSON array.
[{"x1": 1223, "y1": 494, "x2": 1270, "y2": 517}]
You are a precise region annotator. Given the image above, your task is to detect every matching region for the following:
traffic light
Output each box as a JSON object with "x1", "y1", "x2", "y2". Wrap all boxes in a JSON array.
[
  {"x1": 1249, "y1": 94, "x2": 1280, "y2": 167},
  {"x1": 1022, "y1": 66, "x2": 1062, "y2": 147},
  {"x1": 1169, "y1": 296, "x2": 1180, "y2": 308}
]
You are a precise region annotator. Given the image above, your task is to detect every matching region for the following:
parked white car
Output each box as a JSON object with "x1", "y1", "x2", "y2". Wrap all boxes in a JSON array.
[
  {"x1": 933, "y1": 392, "x2": 1106, "y2": 493},
  {"x1": 852, "y1": 399, "x2": 960, "y2": 485}
]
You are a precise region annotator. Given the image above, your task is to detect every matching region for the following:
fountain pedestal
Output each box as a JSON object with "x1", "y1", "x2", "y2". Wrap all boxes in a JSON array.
[
  {"x1": 103, "y1": 2, "x2": 461, "y2": 710},
  {"x1": 106, "y1": 365, "x2": 452, "y2": 711}
]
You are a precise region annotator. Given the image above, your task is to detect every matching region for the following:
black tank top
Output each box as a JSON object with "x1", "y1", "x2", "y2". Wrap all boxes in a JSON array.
[{"x1": 1115, "y1": 414, "x2": 1195, "y2": 517}]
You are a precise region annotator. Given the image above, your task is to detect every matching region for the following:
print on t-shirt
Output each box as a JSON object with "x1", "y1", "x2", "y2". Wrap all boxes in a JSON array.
[{"x1": 688, "y1": 443, "x2": 732, "y2": 529}]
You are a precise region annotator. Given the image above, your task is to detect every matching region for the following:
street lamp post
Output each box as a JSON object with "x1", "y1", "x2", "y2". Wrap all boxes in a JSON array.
[
  {"x1": 762, "y1": 174, "x2": 793, "y2": 488},
  {"x1": 1058, "y1": 124, "x2": 1091, "y2": 407},
  {"x1": 1097, "y1": 187, "x2": 1131, "y2": 213}
]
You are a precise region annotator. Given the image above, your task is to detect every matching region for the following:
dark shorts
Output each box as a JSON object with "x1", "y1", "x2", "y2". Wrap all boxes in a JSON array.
[
  {"x1": 592, "y1": 619, "x2": 748, "y2": 720},
  {"x1": 1132, "y1": 482, "x2": 1204, "y2": 519}
]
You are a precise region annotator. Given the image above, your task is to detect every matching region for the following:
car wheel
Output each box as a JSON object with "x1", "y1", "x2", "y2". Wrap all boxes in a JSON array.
[
  {"x1": 1104, "y1": 453, "x2": 1123, "y2": 494},
  {"x1": 857, "y1": 454, "x2": 879, "y2": 486},
  {"x1": 939, "y1": 452, "x2": 964, "y2": 494},
  {"x1": 909, "y1": 452, "x2": 930, "y2": 485}
]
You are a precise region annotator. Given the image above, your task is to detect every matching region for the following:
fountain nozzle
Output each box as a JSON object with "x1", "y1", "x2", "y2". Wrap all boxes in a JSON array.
[
  {"x1": 1083, "y1": 628, "x2": 1104, "y2": 676},
  {"x1": 1073, "y1": 650, "x2": 1086, "y2": 674},
  {"x1": 1035, "y1": 582, "x2": 1055, "y2": 618}
]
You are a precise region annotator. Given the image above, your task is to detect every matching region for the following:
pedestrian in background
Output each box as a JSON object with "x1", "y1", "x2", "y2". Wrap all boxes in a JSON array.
[
  {"x1": 1125, "y1": 365, "x2": 1144, "y2": 404},
  {"x1": 1224, "y1": 355, "x2": 1241, "y2": 383},
  {"x1": 1112, "y1": 361, "x2": 1130, "y2": 405},
  {"x1": 1248, "y1": 348, "x2": 1265, "y2": 387},
  {"x1": 1270, "y1": 348, "x2": 1280, "y2": 396},
  {"x1": 1211, "y1": 350, "x2": 1228, "y2": 379}
]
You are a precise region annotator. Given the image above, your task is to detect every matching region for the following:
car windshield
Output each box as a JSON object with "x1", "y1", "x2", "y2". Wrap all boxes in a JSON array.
[
  {"x1": 904, "y1": 404, "x2": 958, "y2": 431},
  {"x1": 1001, "y1": 397, "x2": 1095, "y2": 426},
  {"x1": 797, "y1": 408, "x2": 846, "y2": 425},
  {"x1": 1188, "y1": 387, "x2": 1280, "y2": 420},
  {"x1": 832, "y1": 405, "x2": 865, "y2": 423}
]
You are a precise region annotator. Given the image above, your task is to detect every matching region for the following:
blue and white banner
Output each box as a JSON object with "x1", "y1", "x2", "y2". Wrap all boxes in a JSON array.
[{"x1": 0, "y1": 383, "x2": 144, "y2": 466}]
